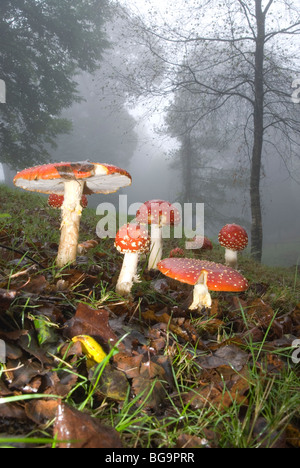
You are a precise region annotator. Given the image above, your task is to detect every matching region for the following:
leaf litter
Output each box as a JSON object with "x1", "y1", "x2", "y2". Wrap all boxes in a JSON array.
[{"x1": 0, "y1": 191, "x2": 299, "y2": 448}]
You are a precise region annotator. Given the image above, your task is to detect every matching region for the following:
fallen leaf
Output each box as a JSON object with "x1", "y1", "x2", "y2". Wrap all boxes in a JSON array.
[
  {"x1": 53, "y1": 401, "x2": 123, "y2": 448},
  {"x1": 198, "y1": 345, "x2": 248, "y2": 372},
  {"x1": 251, "y1": 416, "x2": 286, "y2": 448},
  {"x1": 89, "y1": 364, "x2": 129, "y2": 401},
  {"x1": 0, "y1": 288, "x2": 18, "y2": 311},
  {"x1": 64, "y1": 303, "x2": 120, "y2": 350},
  {"x1": 247, "y1": 298, "x2": 274, "y2": 328},
  {"x1": 43, "y1": 371, "x2": 78, "y2": 398},
  {"x1": 132, "y1": 375, "x2": 165, "y2": 410},
  {"x1": 6, "y1": 359, "x2": 44, "y2": 392},
  {"x1": 132, "y1": 358, "x2": 170, "y2": 410},
  {"x1": 286, "y1": 424, "x2": 300, "y2": 448},
  {"x1": 183, "y1": 369, "x2": 249, "y2": 412},
  {"x1": 57, "y1": 269, "x2": 97, "y2": 290},
  {"x1": 25, "y1": 399, "x2": 58, "y2": 425},
  {"x1": 142, "y1": 309, "x2": 202, "y2": 347},
  {"x1": 113, "y1": 352, "x2": 144, "y2": 378},
  {"x1": 20, "y1": 275, "x2": 48, "y2": 294},
  {"x1": 18, "y1": 331, "x2": 53, "y2": 366},
  {"x1": 72, "y1": 335, "x2": 107, "y2": 368}
]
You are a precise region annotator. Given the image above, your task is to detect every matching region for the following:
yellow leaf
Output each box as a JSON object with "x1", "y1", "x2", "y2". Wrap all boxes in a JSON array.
[{"x1": 72, "y1": 335, "x2": 107, "y2": 366}]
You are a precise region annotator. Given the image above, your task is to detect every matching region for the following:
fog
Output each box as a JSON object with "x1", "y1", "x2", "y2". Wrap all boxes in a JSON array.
[
  {"x1": 1, "y1": 0, "x2": 300, "y2": 268},
  {"x1": 3, "y1": 76, "x2": 300, "y2": 267}
]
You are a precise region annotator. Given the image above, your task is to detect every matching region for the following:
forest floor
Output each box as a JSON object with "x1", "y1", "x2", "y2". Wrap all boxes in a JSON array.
[{"x1": 0, "y1": 184, "x2": 299, "y2": 449}]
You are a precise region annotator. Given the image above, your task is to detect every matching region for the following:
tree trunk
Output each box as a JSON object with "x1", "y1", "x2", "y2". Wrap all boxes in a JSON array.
[
  {"x1": 182, "y1": 130, "x2": 193, "y2": 203},
  {"x1": 2, "y1": 163, "x2": 16, "y2": 187},
  {"x1": 250, "y1": 0, "x2": 265, "y2": 262}
]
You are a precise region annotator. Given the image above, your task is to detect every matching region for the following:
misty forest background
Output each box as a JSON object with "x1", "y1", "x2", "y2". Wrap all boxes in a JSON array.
[{"x1": 0, "y1": 0, "x2": 300, "y2": 267}]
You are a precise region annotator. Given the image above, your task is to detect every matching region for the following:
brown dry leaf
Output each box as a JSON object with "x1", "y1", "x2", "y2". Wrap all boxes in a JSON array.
[
  {"x1": 89, "y1": 364, "x2": 129, "y2": 401},
  {"x1": 196, "y1": 318, "x2": 225, "y2": 335},
  {"x1": 286, "y1": 423, "x2": 300, "y2": 448},
  {"x1": 63, "y1": 303, "x2": 120, "y2": 349},
  {"x1": 198, "y1": 345, "x2": 248, "y2": 372},
  {"x1": 251, "y1": 416, "x2": 286, "y2": 448},
  {"x1": 53, "y1": 401, "x2": 122, "y2": 448},
  {"x1": 6, "y1": 359, "x2": 45, "y2": 392},
  {"x1": 246, "y1": 298, "x2": 274, "y2": 328},
  {"x1": 57, "y1": 269, "x2": 97, "y2": 290},
  {"x1": 131, "y1": 358, "x2": 170, "y2": 410},
  {"x1": 113, "y1": 352, "x2": 144, "y2": 378},
  {"x1": 25, "y1": 399, "x2": 58, "y2": 425},
  {"x1": 43, "y1": 371, "x2": 79, "y2": 397},
  {"x1": 183, "y1": 384, "x2": 222, "y2": 410},
  {"x1": 184, "y1": 369, "x2": 249, "y2": 412},
  {"x1": 132, "y1": 376, "x2": 165, "y2": 410},
  {"x1": 142, "y1": 309, "x2": 202, "y2": 347},
  {"x1": 20, "y1": 275, "x2": 48, "y2": 294},
  {"x1": 0, "y1": 288, "x2": 18, "y2": 312},
  {"x1": 291, "y1": 303, "x2": 300, "y2": 326},
  {"x1": 18, "y1": 331, "x2": 53, "y2": 366},
  {"x1": 0, "y1": 403, "x2": 27, "y2": 420},
  {"x1": 0, "y1": 378, "x2": 12, "y2": 397},
  {"x1": 265, "y1": 353, "x2": 285, "y2": 373}
]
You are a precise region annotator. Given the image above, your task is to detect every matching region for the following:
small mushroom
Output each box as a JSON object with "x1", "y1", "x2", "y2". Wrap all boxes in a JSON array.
[
  {"x1": 169, "y1": 247, "x2": 185, "y2": 258},
  {"x1": 14, "y1": 161, "x2": 132, "y2": 267},
  {"x1": 136, "y1": 199, "x2": 181, "y2": 270},
  {"x1": 115, "y1": 222, "x2": 150, "y2": 297},
  {"x1": 157, "y1": 257, "x2": 249, "y2": 310},
  {"x1": 218, "y1": 224, "x2": 248, "y2": 269}
]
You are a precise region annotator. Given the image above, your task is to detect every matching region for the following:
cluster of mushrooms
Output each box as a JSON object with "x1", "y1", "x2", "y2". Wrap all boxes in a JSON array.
[{"x1": 13, "y1": 161, "x2": 249, "y2": 311}]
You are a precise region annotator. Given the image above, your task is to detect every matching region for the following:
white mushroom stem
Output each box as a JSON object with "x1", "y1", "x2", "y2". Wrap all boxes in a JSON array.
[
  {"x1": 224, "y1": 248, "x2": 238, "y2": 269},
  {"x1": 116, "y1": 252, "x2": 140, "y2": 297},
  {"x1": 56, "y1": 180, "x2": 85, "y2": 268},
  {"x1": 148, "y1": 224, "x2": 162, "y2": 270},
  {"x1": 189, "y1": 270, "x2": 212, "y2": 310}
]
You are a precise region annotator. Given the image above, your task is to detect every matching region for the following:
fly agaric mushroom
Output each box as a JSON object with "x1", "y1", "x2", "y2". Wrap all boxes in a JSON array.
[
  {"x1": 48, "y1": 193, "x2": 88, "y2": 209},
  {"x1": 136, "y1": 199, "x2": 181, "y2": 270},
  {"x1": 115, "y1": 222, "x2": 150, "y2": 296},
  {"x1": 169, "y1": 247, "x2": 185, "y2": 258},
  {"x1": 157, "y1": 258, "x2": 249, "y2": 310},
  {"x1": 14, "y1": 161, "x2": 132, "y2": 268},
  {"x1": 218, "y1": 224, "x2": 248, "y2": 269}
]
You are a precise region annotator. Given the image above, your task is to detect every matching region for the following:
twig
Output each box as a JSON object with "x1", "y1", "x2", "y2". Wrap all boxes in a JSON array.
[{"x1": 0, "y1": 244, "x2": 46, "y2": 269}]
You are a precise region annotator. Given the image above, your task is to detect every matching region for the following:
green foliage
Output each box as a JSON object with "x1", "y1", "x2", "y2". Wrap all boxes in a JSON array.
[{"x1": 0, "y1": 0, "x2": 111, "y2": 169}]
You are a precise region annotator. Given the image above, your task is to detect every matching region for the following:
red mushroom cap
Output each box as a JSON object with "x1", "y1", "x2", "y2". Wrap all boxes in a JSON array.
[
  {"x1": 136, "y1": 200, "x2": 181, "y2": 227},
  {"x1": 48, "y1": 194, "x2": 88, "y2": 209},
  {"x1": 115, "y1": 223, "x2": 150, "y2": 254},
  {"x1": 157, "y1": 258, "x2": 249, "y2": 292},
  {"x1": 169, "y1": 247, "x2": 185, "y2": 258},
  {"x1": 14, "y1": 161, "x2": 132, "y2": 195},
  {"x1": 218, "y1": 224, "x2": 248, "y2": 251}
]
